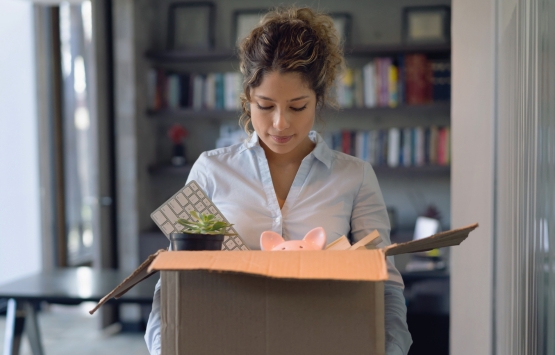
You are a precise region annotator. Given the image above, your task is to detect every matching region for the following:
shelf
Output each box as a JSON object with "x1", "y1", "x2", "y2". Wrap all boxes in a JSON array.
[
  {"x1": 145, "y1": 48, "x2": 237, "y2": 62},
  {"x1": 147, "y1": 102, "x2": 450, "y2": 120},
  {"x1": 147, "y1": 108, "x2": 240, "y2": 120},
  {"x1": 148, "y1": 163, "x2": 449, "y2": 176},
  {"x1": 346, "y1": 43, "x2": 451, "y2": 57},
  {"x1": 145, "y1": 44, "x2": 450, "y2": 63},
  {"x1": 148, "y1": 164, "x2": 194, "y2": 175},
  {"x1": 372, "y1": 165, "x2": 450, "y2": 176}
]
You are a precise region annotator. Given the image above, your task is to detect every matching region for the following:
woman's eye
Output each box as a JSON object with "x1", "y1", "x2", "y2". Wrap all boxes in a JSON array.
[
  {"x1": 256, "y1": 103, "x2": 273, "y2": 110},
  {"x1": 291, "y1": 105, "x2": 307, "y2": 112}
]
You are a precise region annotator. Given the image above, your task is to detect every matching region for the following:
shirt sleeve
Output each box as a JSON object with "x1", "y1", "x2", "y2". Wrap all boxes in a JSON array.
[
  {"x1": 144, "y1": 277, "x2": 162, "y2": 355},
  {"x1": 350, "y1": 162, "x2": 413, "y2": 355}
]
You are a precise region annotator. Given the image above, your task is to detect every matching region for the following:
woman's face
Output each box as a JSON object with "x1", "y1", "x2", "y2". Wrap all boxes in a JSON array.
[{"x1": 250, "y1": 71, "x2": 317, "y2": 157}]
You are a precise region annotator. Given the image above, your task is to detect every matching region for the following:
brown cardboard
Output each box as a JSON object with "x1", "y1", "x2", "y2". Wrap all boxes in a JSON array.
[
  {"x1": 161, "y1": 271, "x2": 385, "y2": 355},
  {"x1": 147, "y1": 249, "x2": 389, "y2": 281},
  {"x1": 90, "y1": 223, "x2": 478, "y2": 355}
]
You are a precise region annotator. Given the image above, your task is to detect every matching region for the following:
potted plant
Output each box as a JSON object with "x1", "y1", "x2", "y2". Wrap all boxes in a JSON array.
[{"x1": 170, "y1": 211, "x2": 235, "y2": 251}]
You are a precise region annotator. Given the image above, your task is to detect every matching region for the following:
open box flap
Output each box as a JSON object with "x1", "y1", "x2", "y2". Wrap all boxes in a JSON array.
[
  {"x1": 89, "y1": 249, "x2": 166, "y2": 315},
  {"x1": 147, "y1": 250, "x2": 389, "y2": 282},
  {"x1": 383, "y1": 223, "x2": 479, "y2": 256}
]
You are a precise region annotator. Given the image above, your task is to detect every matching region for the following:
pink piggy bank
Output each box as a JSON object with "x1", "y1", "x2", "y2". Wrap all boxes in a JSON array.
[{"x1": 260, "y1": 227, "x2": 326, "y2": 251}]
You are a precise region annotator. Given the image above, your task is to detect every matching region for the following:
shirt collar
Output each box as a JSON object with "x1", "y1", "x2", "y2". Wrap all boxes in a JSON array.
[{"x1": 240, "y1": 131, "x2": 333, "y2": 169}]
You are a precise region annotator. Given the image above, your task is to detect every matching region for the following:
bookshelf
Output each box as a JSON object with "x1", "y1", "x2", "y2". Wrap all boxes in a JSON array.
[{"x1": 145, "y1": 42, "x2": 451, "y2": 170}]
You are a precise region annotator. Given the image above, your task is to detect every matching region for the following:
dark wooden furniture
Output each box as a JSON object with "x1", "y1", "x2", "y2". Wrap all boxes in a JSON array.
[{"x1": 0, "y1": 268, "x2": 158, "y2": 355}]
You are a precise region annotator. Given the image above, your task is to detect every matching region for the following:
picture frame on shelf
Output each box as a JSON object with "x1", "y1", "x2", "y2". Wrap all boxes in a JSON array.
[
  {"x1": 329, "y1": 12, "x2": 352, "y2": 47},
  {"x1": 402, "y1": 6, "x2": 450, "y2": 44},
  {"x1": 167, "y1": 1, "x2": 216, "y2": 50},
  {"x1": 232, "y1": 9, "x2": 267, "y2": 45}
]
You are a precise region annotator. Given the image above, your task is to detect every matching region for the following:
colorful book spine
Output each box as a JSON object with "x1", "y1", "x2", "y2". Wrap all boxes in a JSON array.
[
  {"x1": 388, "y1": 62, "x2": 398, "y2": 108},
  {"x1": 353, "y1": 68, "x2": 365, "y2": 108},
  {"x1": 387, "y1": 128, "x2": 400, "y2": 167},
  {"x1": 429, "y1": 125, "x2": 438, "y2": 164},
  {"x1": 326, "y1": 126, "x2": 449, "y2": 168},
  {"x1": 402, "y1": 128, "x2": 412, "y2": 167},
  {"x1": 363, "y1": 61, "x2": 376, "y2": 108},
  {"x1": 342, "y1": 130, "x2": 351, "y2": 155},
  {"x1": 437, "y1": 127, "x2": 447, "y2": 165}
]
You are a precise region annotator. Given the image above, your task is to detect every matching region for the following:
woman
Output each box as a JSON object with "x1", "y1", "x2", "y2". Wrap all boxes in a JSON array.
[{"x1": 145, "y1": 6, "x2": 412, "y2": 355}]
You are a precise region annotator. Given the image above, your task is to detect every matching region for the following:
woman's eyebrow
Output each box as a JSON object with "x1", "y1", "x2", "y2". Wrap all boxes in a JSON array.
[{"x1": 255, "y1": 95, "x2": 310, "y2": 103}]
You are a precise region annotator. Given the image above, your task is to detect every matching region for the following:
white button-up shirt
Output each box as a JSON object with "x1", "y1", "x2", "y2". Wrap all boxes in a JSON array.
[{"x1": 145, "y1": 131, "x2": 412, "y2": 355}]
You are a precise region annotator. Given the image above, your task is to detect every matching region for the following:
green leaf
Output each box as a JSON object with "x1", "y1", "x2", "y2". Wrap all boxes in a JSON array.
[
  {"x1": 177, "y1": 219, "x2": 194, "y2": 226},
  {"x1": 189, "y1": 210, "x2": 202, "y2": 222},
  {"x1": 210, "y1": 221, "x2": 228, "y2": 231}
]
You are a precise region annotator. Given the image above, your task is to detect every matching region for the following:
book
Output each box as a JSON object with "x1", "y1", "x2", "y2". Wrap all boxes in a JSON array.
[
  {"x1": 167, "y1": 74, "x2": 181, "y2": 109},
  {"x1": 363, "y1": 61, "x2": 376, "y2": 108},
  {"x1": 388, "y1": 62, "x2": 399, "y2": 108},
  {"x1": 353, "y1": 68, "x2": 365, "y2": 108},
  {"x1": 445, "y1": 127, "x2": 451, "y2": 165},
  {"x1": 438, "y1": 127, "x2": 447, "y2": 165},
  {"x1": 224, "y1": 72, "x2": 240, "y2": 110},
  {"x1": 214, "y1": 73, "x2": 224, "y2": 110},
  {"x1": 179, "y1": 73, "x2": 191, "y2": 108},
  {"x1": 342, "y1": 130, "x2": 352, "y2": 155},
  {"x1": 371, "y1": 130, "x2": 379, "y2": 165},
  {"x1": 355, "y1": 131, "x2": 365, "y2": 161},
  {"x1": 192, "y1": 74, "x2": 204, "y2": 111},
  {"x1": 424, "y1": 127, "x2": 431, "y2": 164},
  {"x1": 387, "y1": 128, "x2": 400, "y2": 167},
  {"x1": 415, "y1": 126, "x2": 425, "y2": 166},
  {"x1": 405, "y1": 54, "x2": 431, "y2": 105},
  {"x1": 204, "y1": 73, "x2": 216, "y2": 109},
  {"x1": 397, "y1": 55, "x2": 405, "y2": 105},
  {"x1": 429, "y1": 125, "x2": 439, "y2": 164},
  {"x1": 431, "y1": 59, "x2": 451, "y2": 102},
  {"x1": 341, "y1": 68, "x2": 354, "y2": 108},
  {"x1": 402, "y1": 128, "x2": 412, "y2": 167}
]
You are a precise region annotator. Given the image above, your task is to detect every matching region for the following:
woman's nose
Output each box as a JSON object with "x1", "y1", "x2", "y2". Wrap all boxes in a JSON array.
[{"x1": 273, "y1": 110, "x2": 290, "y2": 131}]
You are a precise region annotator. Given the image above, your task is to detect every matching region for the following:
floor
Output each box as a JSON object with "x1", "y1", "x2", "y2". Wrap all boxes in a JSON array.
[{"x1": 0, "y1": 303, "x2": 149, "y2": 355}]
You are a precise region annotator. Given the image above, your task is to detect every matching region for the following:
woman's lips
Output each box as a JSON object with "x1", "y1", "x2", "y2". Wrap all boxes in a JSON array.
[{"x1": 270, "y1": 135, "x2": 293, "y2": 144}]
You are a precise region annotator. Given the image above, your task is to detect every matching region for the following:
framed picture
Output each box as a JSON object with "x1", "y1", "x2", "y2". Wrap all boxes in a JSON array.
[
  {"x1": 167, "y1": 2, "x2": 216, "y2": 50},
  {"x1": 329, "y1": 13, "x2": 352, "y2": 47},
  {"x1": 402, "y1": 6, "x2": 450, "y2": 44},
  {"x1": 232, "y1": 9, "x2": 267, "y2": 45}
]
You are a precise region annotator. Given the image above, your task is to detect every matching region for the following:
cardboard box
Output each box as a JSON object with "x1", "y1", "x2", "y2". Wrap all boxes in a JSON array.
[{"x1": 91, "y1": 223, "x2": 478, "y2": 355}]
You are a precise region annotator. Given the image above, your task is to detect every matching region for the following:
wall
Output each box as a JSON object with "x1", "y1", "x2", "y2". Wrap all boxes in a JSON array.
[
  {"x1": 0, "y1": 1, "x2": 42, "y2": 284},
  {"x1": 450, "y1": 0, "x2": 495, "y2": 354}
]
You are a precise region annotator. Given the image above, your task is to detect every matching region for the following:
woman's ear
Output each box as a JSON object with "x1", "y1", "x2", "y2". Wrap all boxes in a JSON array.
[
  {"x1": 302, "y1": 227, "x2": 326, "y2": 250},
  {"x1": 260, "y1": 231, "x2": 285, "y2": 251}
]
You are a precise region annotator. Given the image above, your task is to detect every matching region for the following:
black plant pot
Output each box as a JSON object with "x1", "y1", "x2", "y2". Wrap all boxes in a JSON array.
[{"x1": 169, "y1": 232, "x2": 224, "y2": 251}]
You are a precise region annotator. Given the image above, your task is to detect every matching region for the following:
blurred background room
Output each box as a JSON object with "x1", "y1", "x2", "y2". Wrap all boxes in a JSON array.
[{"x1": 0, "y1": 0, "x2": 554, "y2": 354}]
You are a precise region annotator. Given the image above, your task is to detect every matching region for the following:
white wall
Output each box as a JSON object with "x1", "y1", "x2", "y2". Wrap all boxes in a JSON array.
[
  {"x1": 0, "y1": 1, "x2": 42, "y2": 284},
  {"x1": 451, "y1": 0, "x2": 495, "y2": 354}
]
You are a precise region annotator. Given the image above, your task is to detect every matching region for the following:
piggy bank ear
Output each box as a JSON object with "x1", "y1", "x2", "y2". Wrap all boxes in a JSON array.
[
  {"x1": 303, "y1": 227, "x2": 326, "y2": 250},
  {"x1": 260, "y1": 231, "x2": 285, "y2": 251}
]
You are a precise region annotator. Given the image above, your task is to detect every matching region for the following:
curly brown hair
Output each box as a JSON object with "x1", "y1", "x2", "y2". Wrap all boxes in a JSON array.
[{"x1": 238, "y1": 6, "x2": 345, "y2": 135}]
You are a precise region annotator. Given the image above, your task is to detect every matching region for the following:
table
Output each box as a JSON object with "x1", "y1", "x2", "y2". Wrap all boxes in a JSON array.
[{"x1": 0, "y1": 268, "x2": 158, "y2": 355}]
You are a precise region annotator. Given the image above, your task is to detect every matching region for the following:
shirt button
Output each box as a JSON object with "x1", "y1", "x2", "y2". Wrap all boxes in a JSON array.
[{"x1": 275, "y1": 217, "x2": 281, "y2": 223}]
